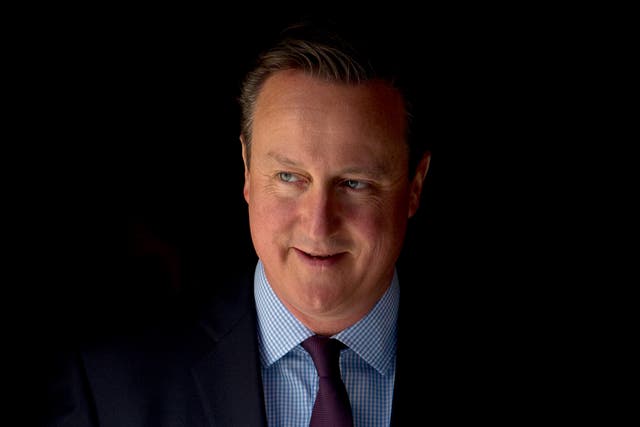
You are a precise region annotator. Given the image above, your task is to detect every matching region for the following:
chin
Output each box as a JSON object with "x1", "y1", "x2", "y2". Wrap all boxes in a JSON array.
[{"x1": 299, "y1": 286, "x2": 346, "y2": 312}]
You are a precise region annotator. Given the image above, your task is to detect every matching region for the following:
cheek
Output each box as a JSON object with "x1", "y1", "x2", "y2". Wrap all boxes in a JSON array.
[
  {"x1": 346, "y1": 208, "x2": 380, "y2": 235},
  {"x1": 345, "y1": 196, "x2": 410, "y2": 246},
  {"x1": 345, "y1": 203, "x2": 401, "y2": 238},
  {"x1": 248, "y1": 190, "x2": 295, "y2": 242}
]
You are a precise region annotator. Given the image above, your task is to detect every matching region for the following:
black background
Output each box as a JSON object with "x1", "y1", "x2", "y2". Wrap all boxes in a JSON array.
[
  {"x1": 9, "y1": 4, "x2": 623, "y2": 423},
  {"x1": 13, "y1": 6, "x2": 584, "y2": 414}
]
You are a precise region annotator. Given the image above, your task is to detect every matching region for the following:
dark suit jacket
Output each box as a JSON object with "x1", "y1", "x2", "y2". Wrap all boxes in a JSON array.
[{"x1": 42, "y1": 264, "x2": 523, "y2": 426}]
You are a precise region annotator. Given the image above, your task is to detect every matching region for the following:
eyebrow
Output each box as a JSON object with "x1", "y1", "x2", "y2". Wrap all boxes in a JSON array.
[
  {"x1": 267, "y1": 151, "x2": 299, "y2": 167},
  {"x1": 267, "y1": 151, "x2": 389, "y2": 178}
]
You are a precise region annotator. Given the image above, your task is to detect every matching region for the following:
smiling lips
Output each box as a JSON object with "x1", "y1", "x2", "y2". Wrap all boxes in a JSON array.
[{"x1": 294, "y1": 248, "x2": 346, "y2": 267}]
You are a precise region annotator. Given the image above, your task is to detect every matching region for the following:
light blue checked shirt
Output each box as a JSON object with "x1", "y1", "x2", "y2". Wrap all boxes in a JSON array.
[{"x1": 254, "y1": 259, "x2": 398, "y2": 427}]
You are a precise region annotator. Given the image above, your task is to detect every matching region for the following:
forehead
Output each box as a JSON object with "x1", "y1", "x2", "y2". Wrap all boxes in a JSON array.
[
  {"x1": 252, "y1": 69, "x2": 407, "y2": 146},
  {"x1": 254, "y1": 69, "x2": 406, "y2": 125}
]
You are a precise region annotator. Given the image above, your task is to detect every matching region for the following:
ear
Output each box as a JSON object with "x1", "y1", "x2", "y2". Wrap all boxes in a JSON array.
[
  {"x1": 408, "y1": 151, "x2": 431, "y2": 218},
  {"x1": 240, "y1": 135, "x2": 250, "y2": 204}
]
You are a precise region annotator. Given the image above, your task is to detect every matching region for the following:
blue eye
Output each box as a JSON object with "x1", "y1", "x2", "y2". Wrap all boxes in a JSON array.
[
  {"x1": 345, "y1": 180, "x2": 366, "y2": 190},
  {"x1": 278, "y1": 172, "x2": 297, "y2": 183}
]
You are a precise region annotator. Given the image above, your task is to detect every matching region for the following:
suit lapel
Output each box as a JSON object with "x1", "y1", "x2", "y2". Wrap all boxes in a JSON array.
[
  {"x1": 192, "y1": 311, "x2": 266, "y2": 426},
  {"x1": 190, "y1": 272, "x2": 267, "y2": 426}
]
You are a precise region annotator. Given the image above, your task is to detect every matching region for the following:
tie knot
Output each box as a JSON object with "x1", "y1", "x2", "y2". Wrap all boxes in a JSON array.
[{"x1": 301, "y1": 335, "x2": 344, "y2": 378}]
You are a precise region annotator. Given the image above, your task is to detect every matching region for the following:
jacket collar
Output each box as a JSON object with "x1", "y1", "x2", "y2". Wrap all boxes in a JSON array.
[{"x1": 191, "y1": 271, "x2": 267, "y2": 426}]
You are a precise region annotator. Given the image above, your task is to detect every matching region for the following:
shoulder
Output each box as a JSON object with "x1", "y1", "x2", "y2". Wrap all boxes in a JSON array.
[
  {"x1": 41, "y1": 269, "x2": 259, "y2": 424},
  {"x1": 81, "y1": 266, "x2": 257, "y2": 362}
]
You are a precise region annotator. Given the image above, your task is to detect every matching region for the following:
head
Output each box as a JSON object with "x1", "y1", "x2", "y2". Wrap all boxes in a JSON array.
[{"x1": 239, "y1": 18, "x2": 430, "y2": 334}]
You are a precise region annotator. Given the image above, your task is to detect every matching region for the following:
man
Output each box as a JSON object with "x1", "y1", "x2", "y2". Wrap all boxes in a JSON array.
[{"x1": 44, "y1": 16, "x2": 437, "y2": 426}]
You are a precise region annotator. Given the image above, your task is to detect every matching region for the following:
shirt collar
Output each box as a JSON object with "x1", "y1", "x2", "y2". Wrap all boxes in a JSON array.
[{"x1": 254, "y1": 260, "x2": 399, "y2": 376}]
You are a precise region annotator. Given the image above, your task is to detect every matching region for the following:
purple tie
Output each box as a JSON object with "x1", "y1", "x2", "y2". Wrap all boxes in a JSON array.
[{"x1": 302, "y1": 335, "x2": 354, "y2": 427}]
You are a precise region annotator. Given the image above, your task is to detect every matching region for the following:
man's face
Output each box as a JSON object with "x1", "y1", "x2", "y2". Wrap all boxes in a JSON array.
[{"x1": 243, "y1": 69, "x2": 427, "y2": 332}]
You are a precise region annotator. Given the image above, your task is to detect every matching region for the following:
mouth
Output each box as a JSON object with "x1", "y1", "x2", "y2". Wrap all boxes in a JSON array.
[{"x1": 294, "y1": 248, "x2": 346, "y2": 266}]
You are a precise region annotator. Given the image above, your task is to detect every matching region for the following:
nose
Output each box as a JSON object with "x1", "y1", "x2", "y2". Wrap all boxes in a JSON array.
[{"x1": 302, "y1": 186, "x2": 340, "y2": 241}]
